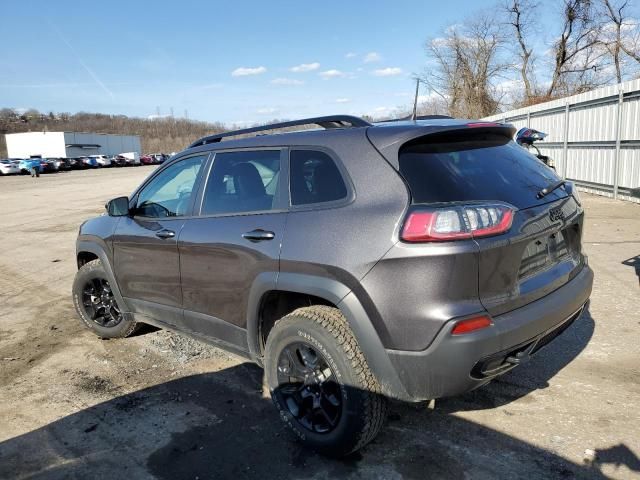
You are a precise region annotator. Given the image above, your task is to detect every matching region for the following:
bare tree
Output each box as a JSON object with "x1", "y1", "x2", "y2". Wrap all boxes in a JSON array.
[
  {"x1": 422, "y1": 12, "x2": 508, "y2": 118},
  {"x1": 600, "y1": 0, "x2": 640, "y2": 82},
  {"x1": 416, "y1": 95, "x2": 450, "y2": 117},
  {"x1": 504, "y1": 0, "x2": 539, "y2": 102},
  {"x1": 546, "y1": 0, "x2": 605, "y2": 97}
]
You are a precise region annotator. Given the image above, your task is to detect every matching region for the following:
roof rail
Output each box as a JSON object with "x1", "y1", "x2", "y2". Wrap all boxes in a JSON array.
[
  {"x1": 377, "y1": 114, "x2": 453, "y2": 123},
  {"x1": 415, "y1": 115, "x2": 453, "y2": 120},
  {"x1": 189, "y1": 115, "x2": 372, "y2": 148}
]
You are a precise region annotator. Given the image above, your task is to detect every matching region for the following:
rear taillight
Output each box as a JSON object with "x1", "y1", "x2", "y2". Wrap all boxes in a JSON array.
[
  {"x1": 451, "y1": 315, "x2": 493, "y2": 335},
  {"x1": 401, "y1": 203, "x2": 515, "y2": 242}
]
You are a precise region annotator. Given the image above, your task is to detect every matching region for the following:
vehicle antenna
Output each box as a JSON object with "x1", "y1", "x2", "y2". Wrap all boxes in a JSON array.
[{"x1": 412, "y1": 78, "x2": 420, "y2": 121}]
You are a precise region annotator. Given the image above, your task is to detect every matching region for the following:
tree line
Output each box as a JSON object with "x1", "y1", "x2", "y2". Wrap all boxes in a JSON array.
[
  {"x1": 419, "y1": 0, "x2": 640, "y2": 118},
  {"x1": 0, "y1": 109, "x2": 226, "y2": 158}
]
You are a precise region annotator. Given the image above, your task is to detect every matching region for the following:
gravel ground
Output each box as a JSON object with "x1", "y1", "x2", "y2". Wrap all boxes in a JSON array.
[{"x1": 0, "y1": 167, "x2": 638, "y2": 479}]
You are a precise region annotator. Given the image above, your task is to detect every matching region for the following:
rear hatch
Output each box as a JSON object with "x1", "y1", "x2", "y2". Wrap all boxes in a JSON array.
[{"x1": 393, "y1": 127, "x2": 586, "y2": 317}]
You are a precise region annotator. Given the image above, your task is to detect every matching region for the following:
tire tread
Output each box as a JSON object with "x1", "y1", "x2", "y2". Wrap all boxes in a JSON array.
[
  {"x1": 73, "y1": 259, "x2": 139, "y2": 338},
  {"x1": 273, "y1": 305, "x2": 387, "y2": 454}
]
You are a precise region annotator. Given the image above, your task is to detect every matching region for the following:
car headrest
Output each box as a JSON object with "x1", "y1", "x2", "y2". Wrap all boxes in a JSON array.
[
  {"x1": 313, "y1": 163, "x2": 346, "y2": 201},
  {"x1": 232, "y1": 162, "x2": 265, "y2": 198}
]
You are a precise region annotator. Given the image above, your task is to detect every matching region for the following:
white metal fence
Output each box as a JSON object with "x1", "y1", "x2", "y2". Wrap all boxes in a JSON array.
[{"x1": 483, "y1": 79, "x2": 640, "y2": 203}]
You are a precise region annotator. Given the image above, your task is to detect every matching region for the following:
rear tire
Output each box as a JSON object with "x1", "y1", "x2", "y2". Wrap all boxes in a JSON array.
[
  {"x1": 72, "y1": 259, "x2": 138, "y2": 339},
  {"x1": 264, "y1": 306, "x2": 387, "y2": 457}
]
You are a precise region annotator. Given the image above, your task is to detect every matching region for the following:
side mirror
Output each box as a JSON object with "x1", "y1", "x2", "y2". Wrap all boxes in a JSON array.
[{"x1": 106, "y1": 196, "x2": 130, "y2": 216}]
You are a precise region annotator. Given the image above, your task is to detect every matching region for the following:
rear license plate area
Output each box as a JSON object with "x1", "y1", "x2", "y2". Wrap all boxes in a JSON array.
[{"x1": 519, "y1": 228, "x2": 576, "y2": 279}]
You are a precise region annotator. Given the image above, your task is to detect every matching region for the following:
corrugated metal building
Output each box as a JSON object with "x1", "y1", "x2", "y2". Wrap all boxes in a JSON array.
[
  {"x1": 483, "y1": 79, "x2": 640, "y2": 203},
  {"x1": 5, "y1": 132, "x2": 141, "y2": 159}
]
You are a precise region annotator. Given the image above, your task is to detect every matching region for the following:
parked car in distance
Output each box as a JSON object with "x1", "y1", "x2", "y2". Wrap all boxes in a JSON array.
[
  {"x1": 0, "y1": 159, "x2": 21, "y2": 175},
  {"x1": 112, "y1": 155, "x2": 128, "y2": 167},
  {"x1": 140, "y1": 154, "x2": 155, "y2": 165},
  {"x1": 141, "y1": 153, "x2": 167, "y2": 165},
  {"x1": 56, "y1": 158, "x2": 73, "y2": 171},
  {"x1": 39, "y1": 159, "x2": 55, "y2": 173},
  {"x1": 65, "y1": 158, "x2": 82, "y2": 169},
  {"x1": 89, "y1": 155, "x2": 112, "y2": 167},
  {"x1": 73, "y1": 115, "x2": 593, "y2": 457},
  {"x1": 71, "y1": 157, "x2": 87, "y2": 169},
  {"x1": 118, "y1": 151, "x2": 140, "y2": 166},
  {"x1": 45, "y1": 158, "x2": 70, "y2": 172},
  {"x1": 75, "y1": 156, "x2": 98, "y2": 168},
  {"x1": 154, "y1": 153, "x2": 169, "y2": 164},
  {"x1": 18, "y1": 158, "x2": 43, "y2": 175}
]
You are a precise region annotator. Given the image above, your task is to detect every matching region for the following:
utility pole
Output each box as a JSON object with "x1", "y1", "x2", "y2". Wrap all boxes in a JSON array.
[{"x1": 412, "y1": 78, "x2": 420, "y2": 121}]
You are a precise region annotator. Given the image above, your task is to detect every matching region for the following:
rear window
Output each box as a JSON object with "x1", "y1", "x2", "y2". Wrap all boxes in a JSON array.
[{"x1": 399, "y1": 133, "x2": 566, "y2": 209}]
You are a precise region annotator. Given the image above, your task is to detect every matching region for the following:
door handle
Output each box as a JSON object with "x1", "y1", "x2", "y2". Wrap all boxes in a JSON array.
[
  {"x1": 242, "y1": 229, "x2": 275, "y2": 242},
  {"x1": 155, "y1": 229, "x2": 176, "y2": 239}
]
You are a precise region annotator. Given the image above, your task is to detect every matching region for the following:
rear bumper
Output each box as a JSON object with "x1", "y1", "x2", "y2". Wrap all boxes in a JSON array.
[{"x1": 386, "y1": 264, "x2": 594, "y2": 401}]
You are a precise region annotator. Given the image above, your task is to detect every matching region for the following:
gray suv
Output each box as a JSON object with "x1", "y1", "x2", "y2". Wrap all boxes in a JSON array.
[{"x1": 72, "y1": 115, "x2": 593, "y2": 456}]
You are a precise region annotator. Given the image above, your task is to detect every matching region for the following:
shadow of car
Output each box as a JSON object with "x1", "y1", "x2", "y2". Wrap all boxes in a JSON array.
[
  {"x1": 621, "y1": 255, "x2": 640, "y2": 286},
  {"x1": 0, "y1": 308, "x2": 622, "y2": 480}
]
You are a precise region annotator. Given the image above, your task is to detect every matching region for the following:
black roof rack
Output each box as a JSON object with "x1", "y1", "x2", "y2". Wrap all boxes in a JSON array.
[
  {"x1": 415, "y1": 115, "x2": 453, "y2": 120},
  {"x1": 377, "y1": 114, "x2": 453, "y2": 123},
  {"x1": 189, "y1": 115, "x2": 372, "y2": 148}
]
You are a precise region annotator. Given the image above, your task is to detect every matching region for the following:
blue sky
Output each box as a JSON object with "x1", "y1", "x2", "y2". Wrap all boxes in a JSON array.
[{"x1": 2, "y1": 0, "x2": 562, "y2": 124}]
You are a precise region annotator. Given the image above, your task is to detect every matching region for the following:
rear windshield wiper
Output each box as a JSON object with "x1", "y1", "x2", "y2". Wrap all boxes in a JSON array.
[{"x1": 537, "y1": 179, "x2": 566, "y2": 199}]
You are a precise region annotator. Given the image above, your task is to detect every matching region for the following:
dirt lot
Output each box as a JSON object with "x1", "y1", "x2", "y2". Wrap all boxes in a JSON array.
[{"x1": 0, "y1": 166, "x2": 638, "y2": 479}]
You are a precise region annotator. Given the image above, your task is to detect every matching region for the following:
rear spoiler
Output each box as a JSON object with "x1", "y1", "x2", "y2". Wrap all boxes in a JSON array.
[{"x1": 366, "y1": 121, "x2": 516, "y2": 169}]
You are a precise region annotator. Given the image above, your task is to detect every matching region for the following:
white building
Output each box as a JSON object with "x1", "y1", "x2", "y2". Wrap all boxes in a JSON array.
[{"x1": 5, "y1": 131, "x2": 141, "y2": 158}]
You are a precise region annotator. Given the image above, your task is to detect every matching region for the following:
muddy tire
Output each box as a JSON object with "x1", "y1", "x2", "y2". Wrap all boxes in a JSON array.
[
  {"x1": 264, "y1": 305, "x2": 387, "y2": 457},
  {"x1": 72, "y1": 259, "x2": 138, "y2": 339}
]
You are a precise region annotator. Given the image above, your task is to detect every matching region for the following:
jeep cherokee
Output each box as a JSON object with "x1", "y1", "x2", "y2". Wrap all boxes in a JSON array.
[{"x1": 72, "y1": 115, "x2": 593, "y2": 456}]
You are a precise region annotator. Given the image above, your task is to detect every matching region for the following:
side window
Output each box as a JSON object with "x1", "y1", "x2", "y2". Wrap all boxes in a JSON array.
[
  {"x1": 201, "y1": 150, "x2": 281, "y2": 215},
  {"x1": 289, "y1": 150, "x2": 347, "y2": 205},
  {"x1": 135, "y1": 155, "x2": 206, "y2": 218}
]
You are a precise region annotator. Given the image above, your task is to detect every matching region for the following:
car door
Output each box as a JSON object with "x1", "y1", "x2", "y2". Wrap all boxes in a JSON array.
[
  {"x1": 178, "y1": 149, "x2": 287, "y2": 349},
  {"x1": 112, "y1": 154, "x2": 208, "y2": 325}
]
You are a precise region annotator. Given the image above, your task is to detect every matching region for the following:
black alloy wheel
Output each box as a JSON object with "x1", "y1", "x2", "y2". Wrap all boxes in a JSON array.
[
  {"x1": 81, "y1": 278, "x2": 122, "y2": 328},
  {"x1": 276, "y1": 342, "x2": 342, "y2": 434}
]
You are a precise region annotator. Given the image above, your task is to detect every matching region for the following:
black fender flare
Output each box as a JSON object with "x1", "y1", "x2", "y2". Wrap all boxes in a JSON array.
[
  {"x1": 76, "y1": 239, "x2": 129, "y2": 314},
  {"x1": 246, "y1": 272, "x2": 410, "y2": 401}
]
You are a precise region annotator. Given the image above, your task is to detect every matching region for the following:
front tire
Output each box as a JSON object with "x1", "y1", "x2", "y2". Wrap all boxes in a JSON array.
[
  {"x1": 72, "y1": 259, "x2": 138, "y2": 338},
  {"x1": 264, "y1": 306, "x2": 387, "y2": 457}
]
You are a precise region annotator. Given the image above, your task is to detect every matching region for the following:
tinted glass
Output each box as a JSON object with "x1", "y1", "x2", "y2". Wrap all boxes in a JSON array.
[
  {"x1": 135, "y1": 155, "x2": 205, "y2": 217},
  {"x1": 290, "y1": 150, "x2": 347, "y2": 205},
  {"x1": 201, "y1": 150, "x2": 281, "y2": 215},
  {"x1": 399, "y1": 133, "x2": 566, "y2": 209}
]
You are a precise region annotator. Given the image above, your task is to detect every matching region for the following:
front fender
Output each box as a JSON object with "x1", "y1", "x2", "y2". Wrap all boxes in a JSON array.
[{"x1": 76, "y1": 239, "x2": 129, "y2": 314}]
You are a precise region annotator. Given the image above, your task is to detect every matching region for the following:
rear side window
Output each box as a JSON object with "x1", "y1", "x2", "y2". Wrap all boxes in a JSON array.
[
  {"x1": 398, "y1": 133, "x2": 565, "y2": 209},
  {"x1": 201, "y1": 150, "x2": 281, "y2": 215},
  {"x1": 290, "y1": 150, "x2": 347, "y2": 205}
]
